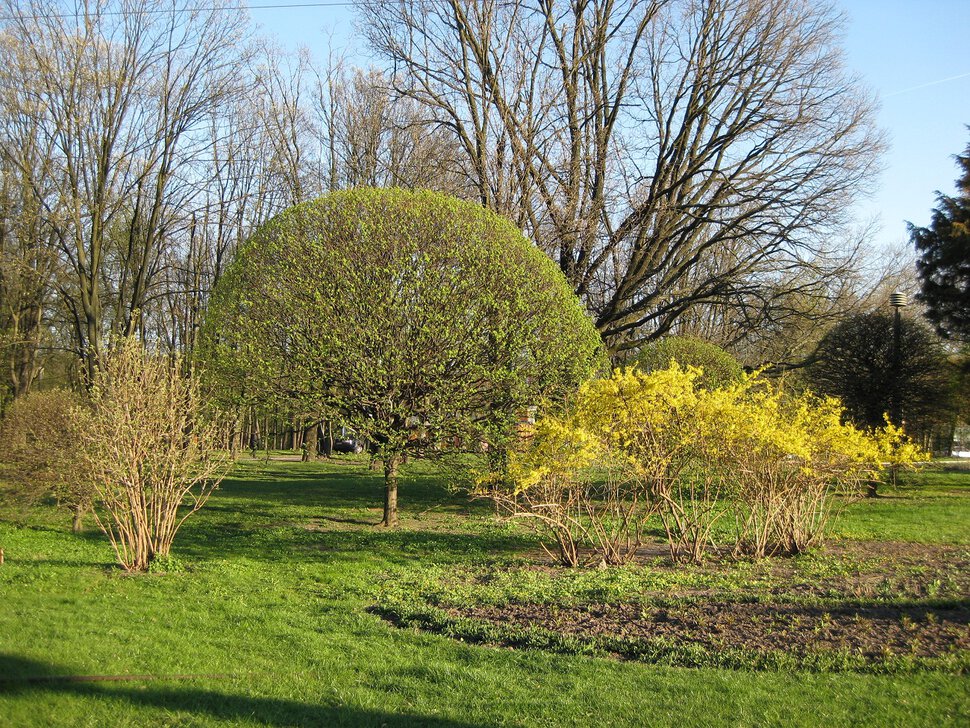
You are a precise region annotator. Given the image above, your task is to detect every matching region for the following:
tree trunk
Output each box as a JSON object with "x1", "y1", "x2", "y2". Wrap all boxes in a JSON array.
[
  {"x1": 382, "y1": 454, "x2": 400, "y2": 527},
  {"x1": 320, "y1": 420, "x2": 333, "y2": 456},
  {"x1": 71, "y1": 505, "x2": 83, "y2": 534},
  {"x1": 302, "y1": 421, "x2": 318, "y2": 461}
]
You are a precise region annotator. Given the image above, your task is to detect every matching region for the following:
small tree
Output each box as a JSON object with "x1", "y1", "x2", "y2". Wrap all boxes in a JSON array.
[
  {"x1": 0, "y1": 388, "x2": 90, "y2": 532},
  {"x1": 633, "y1": 336, "x2": 744, "y2": 389},
  {"x1": 806, "y1": 312, "x2": 954, "y2": 447},
  {"x1": 79, "y1": 338, "x2": 231, "y2": 571},
  {"x1": 203, "y1": 189, "x2": 603, "y2": 527}
]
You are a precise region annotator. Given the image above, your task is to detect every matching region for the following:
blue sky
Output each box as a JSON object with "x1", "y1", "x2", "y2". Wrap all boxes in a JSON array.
[
  {"x1": 840, "y1": 0, "x2": 969, "y2": 249},
  {"x1": 250, "y1": 0, "x2": 970, "y2": 252}
]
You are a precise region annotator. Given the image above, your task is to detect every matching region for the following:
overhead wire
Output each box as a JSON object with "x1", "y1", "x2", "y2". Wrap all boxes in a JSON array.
[{"x1": 0, "y1": 2, "x2": 355, "y2": 22}]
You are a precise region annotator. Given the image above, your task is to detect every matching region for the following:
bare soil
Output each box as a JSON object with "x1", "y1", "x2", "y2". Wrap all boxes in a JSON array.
[
  {"x1": 444, "y1": 542, "x2": 970, "y2": 661},
  {"x1": 449, "y1": 600, "x2": 969, "y2": 660}
]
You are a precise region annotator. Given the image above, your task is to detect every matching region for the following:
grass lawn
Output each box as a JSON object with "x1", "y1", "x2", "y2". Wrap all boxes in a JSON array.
[
  {"x1": 1, "y1": 457, "x2": 968, "y2": 727},
  {"x1": 831, "y1": 466, "x2": 970, "y2": 544}
]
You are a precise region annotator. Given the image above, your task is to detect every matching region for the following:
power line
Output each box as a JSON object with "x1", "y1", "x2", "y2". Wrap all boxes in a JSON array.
[{"x1": 0, "y1": 2, "x2": 355, "y2": 22}]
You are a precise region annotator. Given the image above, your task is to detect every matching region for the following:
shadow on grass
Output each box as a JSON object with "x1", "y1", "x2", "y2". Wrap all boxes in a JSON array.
[
  {"x1": 3, "y1": 460, "x2": 535, "y2": 572},
  {"x1": 218, "y1": 462, "x2": 479, "y2": 513},
  {"x1": 153, "y1": 461, "x2": 532, "y2": 566},
  {"x1": 0, "y1": 655, "x2": 488, "y2": 727},
  {"x1": 172, "y1": 518, "x2": 536, "y2": 568},
  {"x1": 0, "y1": 559, "x2": 118, "y2": 571}
]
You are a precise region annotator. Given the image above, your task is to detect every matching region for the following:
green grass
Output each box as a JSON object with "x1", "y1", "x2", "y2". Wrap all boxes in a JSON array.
[
  {"x1": 1, "y1": 458, "x2": 968, "y2": 727},
  {"x1": 832, "y1": 465, "x2": 970, "y2": 543}
]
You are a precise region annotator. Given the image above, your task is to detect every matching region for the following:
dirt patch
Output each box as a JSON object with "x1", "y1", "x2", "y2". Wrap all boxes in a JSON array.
[
  {"x1": 448, "y1": 600, "x2": 970, "y2": 660},
  {"x1": 384, "y1": 540, "x2": 970, "y2": 665},
  {"x1": 769, "y1": 541, "x2": 970, "y2": 601},
  {"x1": 514, "y1": 541, "x2": 970, "y2": 601}
]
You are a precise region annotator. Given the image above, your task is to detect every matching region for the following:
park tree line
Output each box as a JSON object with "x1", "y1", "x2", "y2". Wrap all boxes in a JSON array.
[
  {"x1": 0, "y1": 1, "x2": 964, "y2": 450},
  {"x1": 0, "y1": 0, "x2": 911, "y2": 403},
  {"x1": 0, "y1": 1, "x2": 966, "y2": 570},
  {"x1": 0, "y1": 0, "x2": 468, "y2": 408}
]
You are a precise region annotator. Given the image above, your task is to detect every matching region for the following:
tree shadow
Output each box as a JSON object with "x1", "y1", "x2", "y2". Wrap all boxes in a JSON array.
[
  {"x1": 171, "y1": 517, "x2": 537, "y2": 567},
  {"x1": 316, "y1": 515, "x2": 381, "y2": 526},
  {"x1": 153, "y1": 461, "x2": 528, "y2": 566},
  {"x1": 4, "y1": 461, "x2": 533, "y2": 571},
  {"x1": 220, "y1": 460, "x2": 483, "y2": 512},
  {"x1": 0, "y1": 558, "x2": 117, "y2": 570},
  {"x1": 0, "y1": 654, "x2": 491, "y2": 727}
]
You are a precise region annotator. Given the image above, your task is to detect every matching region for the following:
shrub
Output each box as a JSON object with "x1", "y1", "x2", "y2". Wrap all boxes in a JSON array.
[
  {"x1": 485, "y1": 365, "x2": 924, "y2": 565},
  {"x1": 634, "y1": 336, "x2": 743, "y2": 389},
  {"x1": 484, "y1": 366, "x2": 735, "y2": 565},
  {"x1": 481, "y1": 416, "x2": 607, "y2": 567},
  {"x1": 716, "y1": 384, "x2": 897, "y2": 557},
  {"x1": 78, "y1": 338, "x2": 232, "y2": 571},
  {"x1": 0, "y1": 388, "x2": 90, "y2": 532}
]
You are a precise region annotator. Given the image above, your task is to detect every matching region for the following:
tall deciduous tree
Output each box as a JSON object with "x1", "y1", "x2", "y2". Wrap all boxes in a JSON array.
[
  {"x1": 0, "y1": 0, "x2": 250, "y2": 382},
  {"x1": 202, "y1": 188, "x2": 603, "y2": 527},
  {"x1": 909, "y1": 139, "x2": 970, "y2": 342},
  {"x1": 363, "y1": 0, "x2": 883, "y2": 353},
  {"x1": 316, "y1": 64, "x2": 469, "y2": 194},
  {"x1": 0, "y1": 146, "x2": 58, "y2": 405}
]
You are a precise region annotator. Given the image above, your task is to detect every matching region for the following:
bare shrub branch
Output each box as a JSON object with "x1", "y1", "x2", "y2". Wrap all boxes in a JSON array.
[{"x1": 77, "y1": 337, "x2": 231, "y2": 571}]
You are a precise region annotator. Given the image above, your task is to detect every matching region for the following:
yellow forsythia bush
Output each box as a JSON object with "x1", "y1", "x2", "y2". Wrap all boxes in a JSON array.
[{"x1": 487, "y1": 365, "x2": 926, "y2": 564}]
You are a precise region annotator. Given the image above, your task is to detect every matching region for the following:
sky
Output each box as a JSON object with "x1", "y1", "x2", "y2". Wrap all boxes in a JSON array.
[
  {"x1": 839, "y1": 1, "x2": 970, "y2": 249},
  {"x1": 249, "y1": 0, "x2": 970, "y2": 253}
]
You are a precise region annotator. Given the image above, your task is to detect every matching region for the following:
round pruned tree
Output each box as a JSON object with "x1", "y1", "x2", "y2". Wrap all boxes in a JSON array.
[
  {"x1": 633, "y1": 336, "x2": 744, "y2": 390},
  {"x1": 806, "y1": 312, "x2": 953, "y2": 445},
  {"x1": 202, "y1": 188, "x2": 603, "y2": 526}
]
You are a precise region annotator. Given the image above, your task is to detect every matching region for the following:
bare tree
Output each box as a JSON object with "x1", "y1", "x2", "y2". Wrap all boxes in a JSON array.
[
  {"x1": 251, "y1": 44, "x2": 320, "y2": 206},
  {"x1": 668, "y1": 232, "x2": 918, "y2": 369},
  {"x1": 0, "y1": 139, "x2": 59, "y2": 404},
  {"x1": 154, "y1": 71, "x2": 295, "y2": 360},
  {"x1": 316, "y1": 64, "x2": 467, "y2": 192},
  {"x1": 0, "y1": 27, "x2": 68, "y2": 403},
  {"x1": 0, "y1": 0, "x2": 250, "y2": 381},
  {"x1": 363, "y1": 0, "x2": 883, "y2": 353},
  {"x1": 78, "y1": 336, "x2": 231, "y2": 571}
]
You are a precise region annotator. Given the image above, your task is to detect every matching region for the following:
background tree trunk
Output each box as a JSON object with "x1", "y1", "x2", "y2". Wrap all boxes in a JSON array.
[
  {"x1": 302, "y1": 421, "x2": 318, "y2": 461},
  {"x1": 71, "y1": 505, "x2": 83, "y2": 534},
  {"x1": 382, "y1": 454, "x2": 401, "y2": 527}
]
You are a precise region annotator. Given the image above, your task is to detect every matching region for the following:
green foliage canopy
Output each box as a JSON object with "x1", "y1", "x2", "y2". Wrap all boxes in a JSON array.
[
  {"x1": 909, "y1": 139, "x2": 970, "y2": 342},
  {"x1": 633, "y1": 336, "x2": 744, "y2": 389},
  {"x1": 203, "y1": 189, "x2": 602, "y2": 523}
]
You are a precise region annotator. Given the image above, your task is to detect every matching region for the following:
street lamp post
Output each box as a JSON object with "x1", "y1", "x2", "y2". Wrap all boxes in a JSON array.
[{"x1": 889, "y1": 292, "x2": 907, "y2": 426}]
